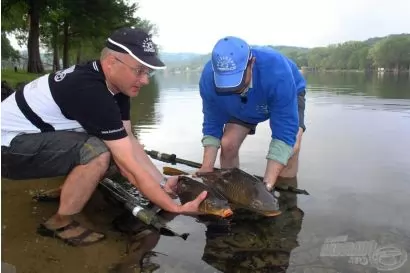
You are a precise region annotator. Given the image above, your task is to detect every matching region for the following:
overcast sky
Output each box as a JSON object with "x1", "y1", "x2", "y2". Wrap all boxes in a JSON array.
[
  {"x1": 136, "y1": 0, "x2": 410, "y2": 53},
  {"x1": 8, "y1": 0, "x2": 410, "y2": 53}
]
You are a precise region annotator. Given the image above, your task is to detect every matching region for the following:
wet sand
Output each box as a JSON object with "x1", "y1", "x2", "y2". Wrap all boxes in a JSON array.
[{"x1": 1, "y1": 177, "x2": 129, "y2": 273}]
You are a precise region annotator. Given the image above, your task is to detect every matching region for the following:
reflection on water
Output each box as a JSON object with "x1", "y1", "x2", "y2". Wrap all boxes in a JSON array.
[
  {"x1": 304, "y1": 72, "x2": 410, "y2": 99},
  {"x1": 201, "y1": 178, "x2": 303, "y2": 273},
  {"x1": 304, "y1": 73, "x2": 410, "y2": 115},
  {"x1": 110, "y1": 178, "x2": 304, "y2": 273},
  {"x1": 130, "y1": 76, "x2": 161, "y2": 137},
  {"x1": 2, "y1": 72, "x2": 410, "y2": 273}
]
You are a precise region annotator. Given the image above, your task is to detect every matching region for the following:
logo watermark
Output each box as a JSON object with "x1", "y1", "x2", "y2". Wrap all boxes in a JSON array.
[{"x1": 319, "y1": 235, "x2": 408, "y2": 271}]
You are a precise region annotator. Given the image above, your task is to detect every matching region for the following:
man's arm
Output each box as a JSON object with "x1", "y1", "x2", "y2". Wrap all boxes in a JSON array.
[
  {"x1": 105, "y1": 136, "x2": 207, "y2": 214},
  {"x1": 286, "y1": 57, "x2": 307, "y2": 134},
  {"x1": 297, "y1": 90, "x2": 306, "y2": 132},
  {"x1": 293, "y1": 90, "x2": 307, "y2": 154},
  {"x1": 198, "y1": 68, "x2": 228, "y2": 172},
  {"x1": 116, "y1": 91, "x2": 166, "y2": 184},
  {"x1": 264, "y1": 75, "x2": 299, "y2": 190},
  {"x1": 57, "y1": 85, "x2": 206, "y2": 213},
  {"x1": 200, "y1": 146, "x2": 219, "y2": 172},
  {"x1": 104, "y1": 137, "x2": 181, "y2": 213},
  {"x1": 123, "y1": 120, "x2": 164, "y2": 182},
  {"x1": 200, "y1": 98, "x2": 223, "y2": 172}
]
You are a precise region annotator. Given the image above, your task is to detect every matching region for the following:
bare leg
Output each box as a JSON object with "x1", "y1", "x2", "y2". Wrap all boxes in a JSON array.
[
  {"x1": 43, "y1": 152, "x2": 111, "y2": 243},
  {"x1": 220, "y1": 123, "x2": 250, "y2": 169}
]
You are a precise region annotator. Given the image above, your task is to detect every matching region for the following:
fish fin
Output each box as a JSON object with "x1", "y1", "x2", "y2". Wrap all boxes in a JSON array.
[{"x1": 163, "y1": 166, "x2": 189, "y2": 176}]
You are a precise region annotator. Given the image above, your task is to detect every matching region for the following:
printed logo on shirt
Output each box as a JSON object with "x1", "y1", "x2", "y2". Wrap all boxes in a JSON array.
[
  {"x1": 101, "y1": 127, "x2": 125, "y2": 135},
  {"x1": 54, "y1": 65, "x2": 76, "y2": 82},
  {"x1": 256, "y1": 104, "x2": 269, "y2": 115},
  {"x1": 215, "y1": 56, "x2": 237, "y2": 72}
]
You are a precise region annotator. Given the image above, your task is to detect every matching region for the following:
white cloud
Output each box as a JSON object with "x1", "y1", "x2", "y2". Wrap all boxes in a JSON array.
[{"x1": 136, "y1": 0, "x2": 410, "y2": 53}]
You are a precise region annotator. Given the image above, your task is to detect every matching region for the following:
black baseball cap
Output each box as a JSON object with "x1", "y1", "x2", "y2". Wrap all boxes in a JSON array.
[{"x1": 106, "y1": 27, "x2": 166, "y2": 70}]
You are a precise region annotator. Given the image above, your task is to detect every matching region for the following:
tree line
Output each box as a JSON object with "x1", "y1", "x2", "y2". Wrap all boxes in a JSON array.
[
  {"x1": 2, "y1": 1, "x2": 409, "y2": 73},
  {"x1": 271, "y1": 34, "x2": 410, "y2": 72},
  {"x1": 164, "y1": 34, "x2": 410, "y2": 73},
  {"x1": 1, "y1": 0, "x2": 156, "y2": 73}
]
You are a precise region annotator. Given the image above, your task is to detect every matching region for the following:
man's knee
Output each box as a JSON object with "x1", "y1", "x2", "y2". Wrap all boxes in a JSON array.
[
  {"x1": 79, "y1": 137, "x2": 110, "y2": 164},
  {"x1": 220, "y1": 137, "x2": 240, "y2": 157},
  {"x1": 89, "y1": 151, "x2": 111, "y2": 171}
]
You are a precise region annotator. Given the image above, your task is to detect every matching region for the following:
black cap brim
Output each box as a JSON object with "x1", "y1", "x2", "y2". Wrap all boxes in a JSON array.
[
  {"x1": 107, "y1": 37, "x2": 166, "y2": 70},
  {"x1": 137, "y1": 54, "x2": 166, "y2": 70}
]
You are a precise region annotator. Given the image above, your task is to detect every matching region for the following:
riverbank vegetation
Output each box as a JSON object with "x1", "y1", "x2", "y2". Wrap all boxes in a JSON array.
[
  {"x1": 1, "y1": 0, "x2": 156, "y2": 73},
  {"x1": 272, "y1": 34, "x2": 410, "y2": 72},
  {"x1": 2, "y1": 1, "x2": 409, "y2": 73}
]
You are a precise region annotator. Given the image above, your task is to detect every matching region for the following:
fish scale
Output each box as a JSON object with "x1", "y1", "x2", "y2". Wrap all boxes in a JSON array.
[
  {"x1": 176, "y1": 176, "x2": 233, "y2": 218},
  {"x1": 197, "y1": 168, "x2": 282, "y2": 217}
]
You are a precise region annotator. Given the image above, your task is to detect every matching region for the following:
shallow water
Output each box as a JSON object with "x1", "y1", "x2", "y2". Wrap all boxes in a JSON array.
[{"x1": 2, "y1": 71, "x2": 410, "y2": 273}]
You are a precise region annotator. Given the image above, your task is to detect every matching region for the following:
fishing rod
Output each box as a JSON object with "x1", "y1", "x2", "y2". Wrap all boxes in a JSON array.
[
  {"x1": 99, "y1": 178, "x2": 189, "y2": 240},
  {"x1": 145, "y1": 149, "x2": 310, "y2": 195},
  {"x1": 145, "y1": 149, "x2": 201, "y2": 168}
]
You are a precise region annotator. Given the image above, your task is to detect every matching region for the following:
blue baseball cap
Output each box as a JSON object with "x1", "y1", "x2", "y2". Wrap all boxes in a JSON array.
[{"x1": 211, "y1": 36, "x2": 251, "y2": 93}]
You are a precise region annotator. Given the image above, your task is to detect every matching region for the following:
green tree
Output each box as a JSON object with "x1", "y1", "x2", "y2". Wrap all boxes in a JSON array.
[
  {"x1": 2, "y1": 0, "x2": 48, "y2": 73},
  {"x1": 1, "y1": 33, "x2": 20, "y2": 61},
  {"x1": 2, "y1": 0, "x2": 158, "y2": 72},
  {"x1": 369, "y1": 34, "x2": 410, "y2": 71}
]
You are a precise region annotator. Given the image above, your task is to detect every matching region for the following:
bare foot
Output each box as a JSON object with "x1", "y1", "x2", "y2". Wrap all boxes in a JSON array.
[{"x1": 39, "y1": 215, "x2": 105, "y2": 246}]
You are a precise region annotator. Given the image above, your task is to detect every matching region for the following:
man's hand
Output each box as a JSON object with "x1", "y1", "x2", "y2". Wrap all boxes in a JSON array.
[
  {"x1": 163, "y1": 176, "x2": 208, "y2": 215},
  {"x1": 195, "y1": 166, "x2": 214, "y2": 176},
  {"x1": 179, "y1": 191, "x2": 208, "y2": 215},
  {"x1": 263, "y1": 160, "x2": 286, "y2": 192}
]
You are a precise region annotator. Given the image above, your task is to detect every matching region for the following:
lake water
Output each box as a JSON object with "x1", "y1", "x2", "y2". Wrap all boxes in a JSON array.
[{"x1": 2, "y1": 71, "x2": 410, "y2": 273}]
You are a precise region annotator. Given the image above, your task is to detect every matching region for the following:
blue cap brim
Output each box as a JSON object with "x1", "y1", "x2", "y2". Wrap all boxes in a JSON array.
[{"x1": 214, "y1": 70, "x2": 247, "y2": 93}]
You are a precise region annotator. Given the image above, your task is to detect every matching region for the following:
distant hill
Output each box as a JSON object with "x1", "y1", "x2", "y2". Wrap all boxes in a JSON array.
[
  {"x1": 158, "y1": 33, "x2": 410, "y2": 72},
  {"x1": 362, "y1": 33, "x2": 408, "y2": 46},
  {"x1": 268, "y1": 45, "x2": 309, "y2": 52},
  {"x1": 159, "y1": 45, "x2": 310, "y2": 71},
  {"x1": 363, "y1": 37, "x2": 384, "y2": 46},
  {"x1": 159, "y1": 52, "x2": 203, "y2": 68}
]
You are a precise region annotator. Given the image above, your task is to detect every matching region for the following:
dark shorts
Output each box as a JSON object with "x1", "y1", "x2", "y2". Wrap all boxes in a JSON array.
[
  {"x1": 1, "y1": 131, "x2": 109, "y2": 180},
  {"x1": 227, "y1": 118, "x2": 257, "y2": 135},
  {"x1": 227, "y1": 90, "x2": 307, "y2": 134}
]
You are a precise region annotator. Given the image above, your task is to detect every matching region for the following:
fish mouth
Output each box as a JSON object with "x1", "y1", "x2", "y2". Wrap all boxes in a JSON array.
[
  {"x1": 222, "y1": 208, "x2": 233, "y2": 218},
  {"x1": 209, "y1": 208, "x2": 233, "y2": 218}
]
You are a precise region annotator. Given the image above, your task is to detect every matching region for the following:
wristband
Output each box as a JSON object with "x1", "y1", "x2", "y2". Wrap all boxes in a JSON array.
[{"x1": 159, "y1": 176, "x2": 167, "y2": 188}]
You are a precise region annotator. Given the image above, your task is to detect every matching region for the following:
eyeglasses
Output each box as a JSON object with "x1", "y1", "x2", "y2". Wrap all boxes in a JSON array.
[{"x1": 114, "y1": 57, "x2": 155, "y2": 77}]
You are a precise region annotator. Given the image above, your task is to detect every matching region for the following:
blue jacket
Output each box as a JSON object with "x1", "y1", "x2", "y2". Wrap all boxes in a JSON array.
[
  {"x1": 286, "y1": 58, "x2": 306, "y2": 93},
  {"x1": 199, "y1": 46, "x2": 306, "y2": 164}
]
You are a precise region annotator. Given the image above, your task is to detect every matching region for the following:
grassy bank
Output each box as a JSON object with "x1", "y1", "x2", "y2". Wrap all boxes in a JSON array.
[{"x1": 1, "y1": 69, "x2": 46, "y2": 87}]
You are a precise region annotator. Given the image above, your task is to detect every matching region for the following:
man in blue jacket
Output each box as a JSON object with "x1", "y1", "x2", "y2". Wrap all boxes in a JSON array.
[{"x1": 198, "y1": 36, "x2": 307, "y2": 191}]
